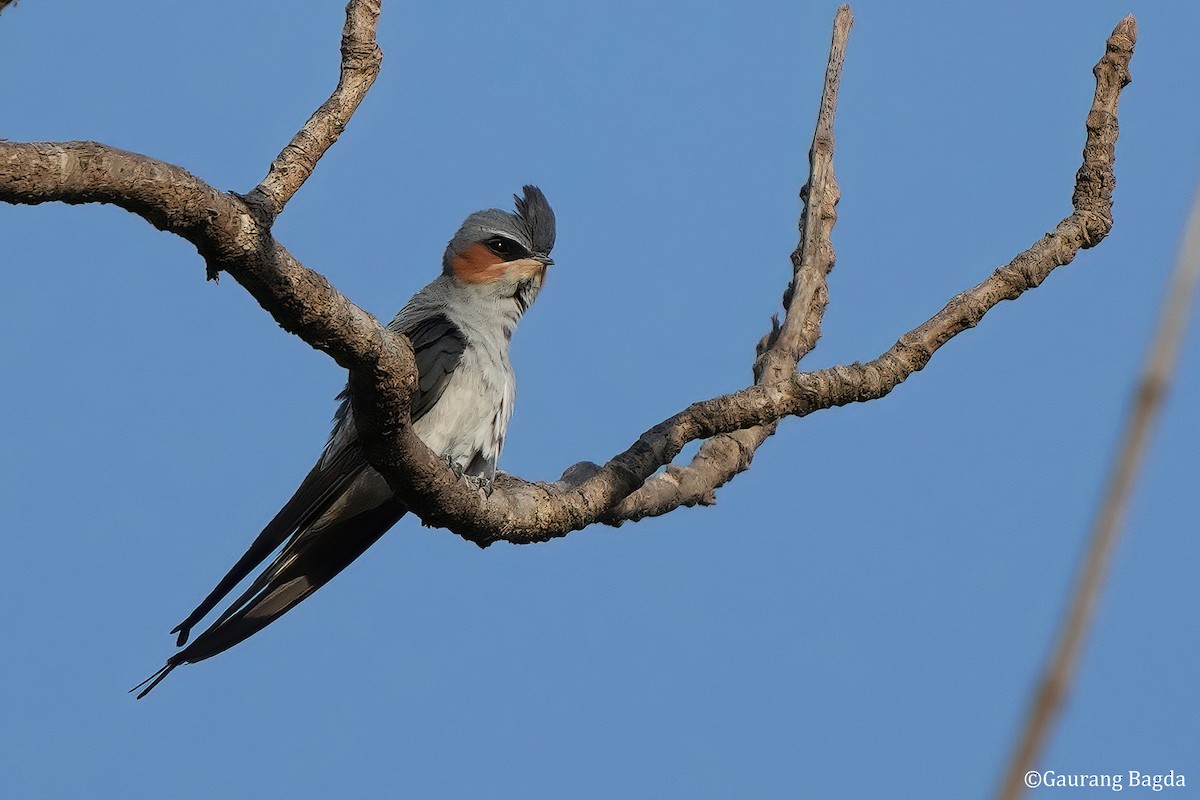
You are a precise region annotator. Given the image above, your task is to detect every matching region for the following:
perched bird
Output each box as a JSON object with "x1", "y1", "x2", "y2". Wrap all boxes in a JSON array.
[{"x1": 134, "y1": 186, "x2": 555, "y2": 697}]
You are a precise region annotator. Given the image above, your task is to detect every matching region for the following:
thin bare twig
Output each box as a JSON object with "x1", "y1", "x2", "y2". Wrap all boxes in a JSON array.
[
  {"x1": 996, "y1": 44, "x2": 1200, "y2": 800},
  {"x1": 243, "y1": 0, "x2": 383, "y2": 221},
  {"x1": 600, "y1": 4, "x2": 854, "y2": 524},
  {"x1": 763, "y1": 4, "x2": 852, "y2": 374}
]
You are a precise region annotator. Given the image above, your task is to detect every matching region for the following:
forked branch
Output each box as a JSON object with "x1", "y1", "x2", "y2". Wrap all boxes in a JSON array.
[{"x1": 0, "y1": 7, "x2": 1136, "y2": 550}]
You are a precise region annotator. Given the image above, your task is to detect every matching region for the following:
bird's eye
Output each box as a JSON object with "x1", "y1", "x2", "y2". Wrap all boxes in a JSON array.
[
  {"x1": 484, "y1": 237, "x2": 528, "y2": 260},
  {"x1": 488, "y1": 238, "x2": 512, "y2": 255}
]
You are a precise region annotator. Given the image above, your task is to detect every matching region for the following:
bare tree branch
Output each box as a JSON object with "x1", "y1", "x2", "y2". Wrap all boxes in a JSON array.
[
  {"x1": 601, "y1": 5, "x2": 854, "y2": 525},
  {"x1": 0, "y1": 7, "x2": 1136, "y2": 551},
  {"x1": 242, "y1": 0, "x2": 383, "y2": 221},
  {"x1": 761, "y1": 5, "x2": 851, "y2": 375}
]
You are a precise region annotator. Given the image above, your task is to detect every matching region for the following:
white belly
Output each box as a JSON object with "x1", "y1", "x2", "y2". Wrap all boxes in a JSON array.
[
  {"x1": 411, "y1": 345, "x2": 513, "y2": 469},
  {"x1": 316, "y1": 324, "x2": 515, "y2": 516}
]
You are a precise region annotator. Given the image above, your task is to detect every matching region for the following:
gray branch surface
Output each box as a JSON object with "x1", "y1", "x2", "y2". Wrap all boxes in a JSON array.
[
  {"x1": 243, "y1": 0, "x2": 383, "y2": 221},
  {"x1": 604, "y1": 6, "x2": 854, "y2": 525},
  {"x1": 0, "y1": 5, "x2": 1136, "y2": 549}
]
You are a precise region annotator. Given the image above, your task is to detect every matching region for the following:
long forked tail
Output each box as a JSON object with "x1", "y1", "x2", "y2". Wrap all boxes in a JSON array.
[
  {"x1": 133, "y1": 498, "x2": 407, "y2": 698},
  {"x1": 170, "y1": 446, "x2": 368, "y2": 648},
  {"x1": 131, "y1": 661, "x2": 180, "y2": 699}
]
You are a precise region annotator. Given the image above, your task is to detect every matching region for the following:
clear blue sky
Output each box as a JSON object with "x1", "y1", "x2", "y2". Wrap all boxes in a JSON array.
[{"x1": 2, "y1": 1, "x2": 1196, "y2": 798}]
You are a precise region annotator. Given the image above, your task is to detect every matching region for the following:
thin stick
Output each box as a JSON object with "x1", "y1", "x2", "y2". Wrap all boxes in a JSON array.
[{"x1": 996, "y1": 91, "x2": 1200, "y2": 800}]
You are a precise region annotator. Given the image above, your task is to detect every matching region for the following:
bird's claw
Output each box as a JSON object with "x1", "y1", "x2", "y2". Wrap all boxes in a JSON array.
[
  {"x1": 464, "y1": 473, "x2": 495, "y2": 497},
  {"x1": 441, "y1": 456, "x2": 493, "y2": 496}
]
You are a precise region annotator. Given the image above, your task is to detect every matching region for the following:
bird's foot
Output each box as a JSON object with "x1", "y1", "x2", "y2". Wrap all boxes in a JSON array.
[
  {"x1": 441, "y1": 456, "x2": 494, "y2": 497},
  {"x1": 463, "y1": 472, "x2": 495, "y2": 497},
  {"x1": 441, "y1": 454, "x2": 466, "y2": 478}
]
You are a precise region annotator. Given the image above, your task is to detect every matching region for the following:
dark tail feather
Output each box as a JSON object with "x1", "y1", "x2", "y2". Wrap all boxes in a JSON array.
[
  {"x1": 130, "y1": 662, "x2": 179, "y2": 699},
  {"x1": 134, "y1": 499, "x2": 406, "y2": 698},
  {"x1": 170, "y1": 528, "x2": 286, "y2": 647},
  {"x1": 171, "y1": 450, "x2": 367, "y2": 646}
]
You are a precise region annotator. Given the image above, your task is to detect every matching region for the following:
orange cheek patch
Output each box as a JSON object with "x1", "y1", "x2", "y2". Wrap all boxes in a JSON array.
[{"x1": 451, "y1": 242, "x2": 507, "y2": 284}]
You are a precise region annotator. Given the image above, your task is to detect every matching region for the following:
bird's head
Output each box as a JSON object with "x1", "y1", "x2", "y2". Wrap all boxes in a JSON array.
[{"x1": 442, "y1": 185, "x2": 556, "y2": 307}]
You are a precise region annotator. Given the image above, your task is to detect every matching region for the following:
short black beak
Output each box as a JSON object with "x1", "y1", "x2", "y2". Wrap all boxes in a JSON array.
[{"x1": 535, "y1": 254, "x2": 554, "y2": 267}]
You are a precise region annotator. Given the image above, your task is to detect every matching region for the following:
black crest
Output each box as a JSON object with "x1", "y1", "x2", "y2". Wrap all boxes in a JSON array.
[{"x1": 514, "y1": 185, "x2": 556, "y2": 256}]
